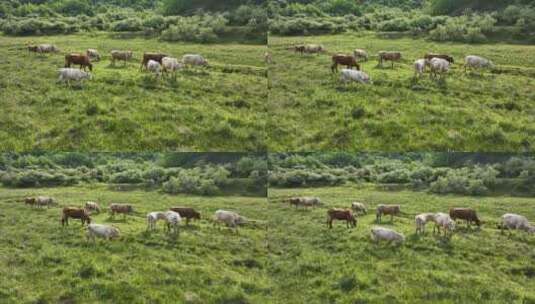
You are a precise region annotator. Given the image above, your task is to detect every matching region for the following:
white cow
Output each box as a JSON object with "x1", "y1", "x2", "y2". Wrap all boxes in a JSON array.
[
  {"x1": 340, "y1": 69, "x2": 371, "y2": 84},
  {"x1": 429, "y1": 58, "x2": 450, "y2": 79},
  {"x1": 147, "y1": 211, "x2": 167, "y2": 230},
  {"x1": 415, "y1": 213, "x2": 436, "y2": 234},
  {"x1": 58, "y1": 68, "x2": 91, "y2": 85},
  {"x1": 161, "y1": 56, "x2": 184, "y2": 76},
  {"x1": 465, "y1": 55, "x2": 494, "y2": 72},
  {"x1": 500, "y1": 213, "x2": 535, "y2": 234},
  {"x1": 87, "y1": 224, "x2": 120, "y2": 241},
  {"x1": 163, "y1": 211, "x2": 181, "y2": 234},
  {"x1": 433, "y1": 212, "x2": 455, "y2": 236},
  {"x1": 371, "y1": 227, "x2": 405, "y2": 245},
  {"x1": 182, "y1": 54, "x2": 208, "y2": 67},
  {"x1": 353, "y1": 49, "x2": 368, "y2": 62},
  {"x1": 414, "y1": 59, "x2": 427, "y2": 78},
  {"x1": 147, "y1": 59, "x2": 161, "y2": 77}
]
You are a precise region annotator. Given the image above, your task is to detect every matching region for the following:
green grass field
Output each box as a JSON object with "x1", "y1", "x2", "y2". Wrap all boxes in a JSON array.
[
  {"x1": 0, "y1": 33, "x2": 267, "y2": 151},
  {"x1": 0, "y1": 185, "x2": 269, "y2": 303},
  {"x1": 267, "y1": 33, "x2": 535, "y2": 151},
  {"x1": 268, "y1": 185, "x2": 535, "y2": 303}
]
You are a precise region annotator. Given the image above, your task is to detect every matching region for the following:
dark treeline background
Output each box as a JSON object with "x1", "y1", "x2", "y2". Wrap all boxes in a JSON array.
[
  {"x1": 0, "y1": 153, "x2": 268, "y2": 197},
  {"x1": 269, "y1": 153, "x2": 535, "y2": 197},
  {"x1": 0, "y1": 0, "x2": 268, "y2": 43},
  {"x1": 268, "y1": 0, "x2": 535, "y2": 43}
]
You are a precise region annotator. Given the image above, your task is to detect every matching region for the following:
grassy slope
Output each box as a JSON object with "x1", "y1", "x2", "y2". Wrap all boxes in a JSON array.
[
  {"x1": 0, "y1": 185, "x2": 269, "y2": 303},
  {"x1": 268, "y1": 185, "x2": 535, "y2": 303},
  {"x1": 268, "y1": 33, "x2": 535, "y2": 151},
  {"x1": 0, "y1": 33, "x2": 267, "y2": 151}
]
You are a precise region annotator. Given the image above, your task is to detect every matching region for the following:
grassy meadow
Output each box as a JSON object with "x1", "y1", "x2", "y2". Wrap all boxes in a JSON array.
[
  {"x1": 0, "y1": 185, "x2": 270, "y2": 303},
  {"x1": 268, "y1": 185, "x2": 535, "y2": 303},
  {"x1": 267, "y1": 33, "x2": 535, "y2": 151},
  {"x1": 0, "y1": 33, "x2": 267, "y2": 151}
]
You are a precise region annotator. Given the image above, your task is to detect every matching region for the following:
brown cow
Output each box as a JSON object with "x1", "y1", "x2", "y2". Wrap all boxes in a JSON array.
[
  {"x1": 24, "y1": 197, "x2": 36, "y2": 207},
  {"x1": 62, "y1": 207, "x2": 91, "y2": 226},
  {"x1": 378, "y1": 51, "x2": 402, "y2": 68},
  {"x1": 140, "y1": 52, "x2": 167, "y2": 71},
  {"x1": 65, "y1": 53, "x2": 92, "y2": 71},
  {"x1": 28, "y1": 45, "x2": 39, "y2": 53},
  {"x1": 449, "y1": 208, "x2": 481, "y2": 227},
  {"x1": 331, "y1": 54, "x2": 360, "y2": 73},
  {"x1": 109, "y1": 203, "x2": 134, "y2": 218},
  {"x1": 327, "y1": 208, "x2": 357, "y2": 229},
  {"x1": 376, "y1": 204, "x2": 401, "y2": 223},
  {"x1": 169, "y1": 207, "x2": 201, "y2": 224},
  {"x1": 425, "y1": 53, "x2": 454, "y2": 64},
  {"x1": 294, "y1": 45, "x2": 305, "y2": 54}
]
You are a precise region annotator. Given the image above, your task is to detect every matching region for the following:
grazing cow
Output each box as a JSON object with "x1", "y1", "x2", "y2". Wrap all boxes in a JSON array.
[
  {"x1": 169, "y1": 207, "x2": 201, "y2": 224},
  {"x1": 58, "y1": 68, "x2": 91, "y2": 86},
  {"x1": 147, "y1": 60, "x2": 161, "y2": 77},
  {"x1": 340, "y1": 69, "x2": 370, "y2": 84},
  {"x1": 371, "y1": 227, "x2": 405, "y2": 245},
  {"x1": 109, "y1": 203, "x2": 133, "y2": 218},
  {"x1": 500, "y1": 213, "x2": 535, "y2": 235},
  {"x1": 264, "y1": 52, "x2": 272, "y2": 64},
  {"x1": 429, "y1": 58, "x2": 450, "y2": 79},
  {"x1": 327, "y1": 208, "x2": 357, "y2": 229},
  {"x1": 293, "y1": 45, "x2": 305, "y2": 54},
  {"x1": 61, "y1": 207, "x2": 91, "y2": 226},
  {"x1": 464, "y1": 55, "x2": 494, "y2": 72},
  {"x1": 163, "y1": 211, "x2": 181, "y2": 234},
  {"x1": 433, "y1": 212, "x2": 455, "y2": 237},
  {"x1": 424, "y1": 53, "x2": 454, "y2": 64},
  {"x1": 213, "y1": 210, "x2": 247, "y2": 232},
  {"x1": 28, "y1": 45, "x2": 39, "y2": 53},
  {"x1": 414, "y1": 59, "x2": 428, "y2": 78},
  {"x1": 161, "y1": 56, "x2": 184, "y2": 77},
  {"x1": 376, "y1": 204, "x2": 400, "y2": 223},
  {"x1": 182, "y1": 54, "x2": 208, "y2": 67},
  {"x1": 331, "y1": 54, "x2": 360, "y2": 73},
  {"x1": 140, "y1": 52, "x2": 167, "y2": 71},
  {"x1": 87, "y1": 224, "x2": 120, "y2": 241},
  {"x1": 378, "y1": 51, "x2": 402, "y2": 68},
  {"x1": 415, "y1": 212, "x2": 436, "y2": 234},
  {"x1": 353, "y1": 49, "x2": 368, "y2": 62},
  {"x1": 36, "y1": 196, "x2": 55, "y2": 208},
  {"x1": 85, "y1": 201, "x2": 101, "y2": 213},
  {"x1": 65, "y1": 53, "x2": 93, "y2": 71},
  {"x1": 304, "y1": 44, "x2": 325, "y2": 54},
  {"x1": 24, "y1": 197, "x2": 37, "y2": 207},
  {"x1": 29, "y1": 44, "x2": 59, "y2": 54},
  {"x1": 289, "y1": 197, "x2": 321, "y2": 209},
  {"x1": 86, "y1": 49, "x2": 100, "y2": 61},
  {"x1": 449, "y1": 208, "x2": 481, "y2": 227},
  {"x1": 351, "y1": 202, "x2": 367, "y2": 215},
  {"x1": 110, "y1": 50, "x2": 133, "y2": 66},
  {"x1": 147, "y1": 211, "x2": 167, "y2": 230}
]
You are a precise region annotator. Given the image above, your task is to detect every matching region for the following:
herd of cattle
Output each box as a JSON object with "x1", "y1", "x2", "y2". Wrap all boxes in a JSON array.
[
  {"x1": 27, "y1": 43, "x2": 209, "y2": 85},
  {"x1": 23, "y1": 195, "x2": 261, "y2": 241},
  {"x1": 282, "y1": 43, "x2": 495, "y2": 84},
  {"x1": 287, "y1": 196, "x2": 535, "y2": 245}
]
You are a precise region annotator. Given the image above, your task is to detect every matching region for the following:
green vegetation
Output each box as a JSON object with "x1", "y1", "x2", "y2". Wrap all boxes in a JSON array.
[
  {"x1": 269, "y1": 0, "x2": 535, "y2": 43},
  {"x1": 0, "y1": 0, "x2": 267, "y2": 44},
  {"x1": 0, "y1": 153, "x2": 268, "y2": 197},
  {"x1": 0, "y1": 185, "x2": 269, "y2": 303},
  {"x1": 0, "y1": 33, "x2": 267, "y2": 151},
  {"x1": 268, "y1": 185, "x2": 535, "y2": 303},
  {"x1": 269, "y1": 153, "x2": 535, "y2": 196},
  {"x1": 267, "y1": 33, "x2": 535, "y2": 151}
]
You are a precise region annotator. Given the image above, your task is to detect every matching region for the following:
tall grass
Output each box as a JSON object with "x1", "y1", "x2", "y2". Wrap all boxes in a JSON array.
[
  {"x1": 0, "y1": 185, "x2": 269, "y2": 303},
  {"x1": 267, "y1": 33, "x2": 535, "y2": 151},
  {"x1": 268, "y1": 185, "x2": 535, "y2": 303},
  {"x1": 0, "y1": 33, "x2": 267, "y2": 151}
]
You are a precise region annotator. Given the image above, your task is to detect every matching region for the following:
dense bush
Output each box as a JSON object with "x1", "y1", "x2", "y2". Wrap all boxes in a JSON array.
[
  {"x1": 160, "y1": 14, "x2": 227, "y2": 43},
  {"x1": 162, "y1": 166, "x2": 230, "y2": 195},
  {"x1": 0, "y1": 170, "x2": 79, "y2": 188}
]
